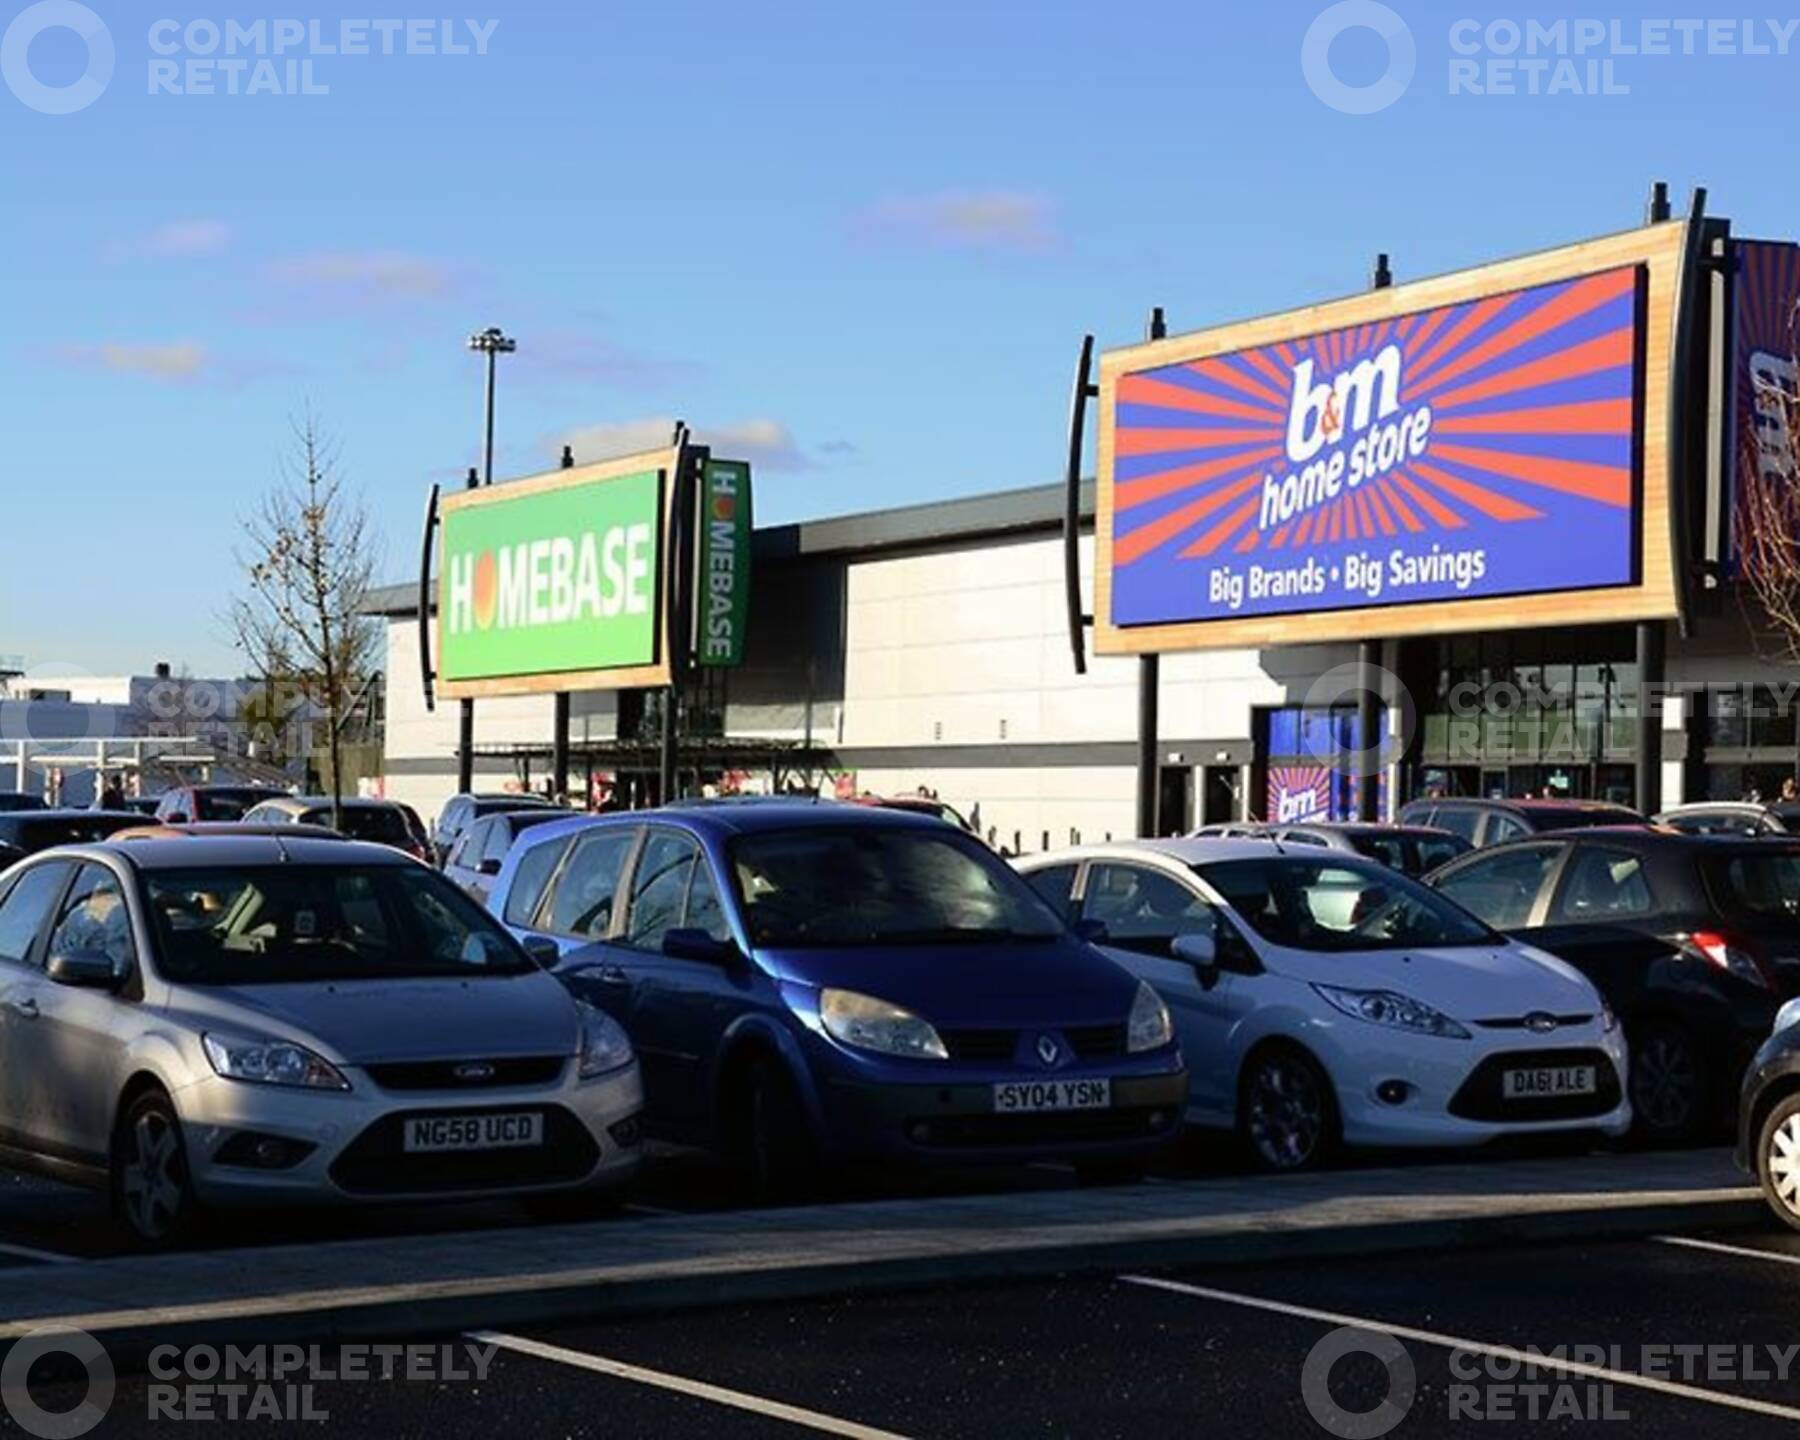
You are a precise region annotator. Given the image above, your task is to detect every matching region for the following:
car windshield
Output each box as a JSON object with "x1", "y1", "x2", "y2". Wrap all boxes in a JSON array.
[
  {"x1": 141, "y1": 864, "x2": 532, "y2": 984},
  {"x1": 731, "y1": 827, "x2": 1063, "y2": 946},
  {"x1": 1518, "y1": 806, "x2": 1639, "y2": 832},
  {"x1": 1705, "y1": 850, "x2": 1800, "y2": 919},
  {"x1": 1196, "y1": 856, "x2": 1496, "y2": 952}
]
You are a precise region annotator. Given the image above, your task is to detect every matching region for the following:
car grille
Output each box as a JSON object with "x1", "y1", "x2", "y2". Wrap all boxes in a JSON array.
[
  {"x1": 328, "y1": 1105, "x2": 598, "y2": 1195},
  {"x1": 938, "y1": 1025, "x2": 1128, "y2": 1063},
  {"x1": 907, "y1": 1108, "x2": 1175, "y2": 1148},
  {"x1": 363, "y1": 1057, "x2": 566, "y2": 1091},
  {"x1": 1447, "y1": 1048, "x2": 1622, "y2": 1123},
  {"x1": 1471, "y1": 1015, "x2": 1594, "y2": 1031}
]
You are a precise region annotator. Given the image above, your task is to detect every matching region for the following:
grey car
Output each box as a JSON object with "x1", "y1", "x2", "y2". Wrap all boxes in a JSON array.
[{"x1": 0, "y1": 837, "x2": 643, "y2": 1245}]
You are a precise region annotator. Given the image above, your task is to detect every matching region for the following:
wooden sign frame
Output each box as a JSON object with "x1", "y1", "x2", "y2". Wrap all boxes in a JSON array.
[
  {"x1": 1095, "y1": 219, "x2": 1693, "y2": 655},
  {"x1": 435, "y1": 446, "x2": 679, "y2": 699}
]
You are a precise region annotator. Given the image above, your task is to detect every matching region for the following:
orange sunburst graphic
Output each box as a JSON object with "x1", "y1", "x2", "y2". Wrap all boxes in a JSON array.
[{"x1": 472, "y1": 551, "x2": 498, "y2": 630}]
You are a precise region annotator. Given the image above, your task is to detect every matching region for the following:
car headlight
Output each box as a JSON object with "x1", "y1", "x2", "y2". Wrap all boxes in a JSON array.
[
  {"x1": 576, "y1": 1003, "x2": 635, "y2": 1079},
  {"x1": 202, "y1": 1033, "x2": 351, "y2": 1090},
  {"x1": 1776, "y1": 997, "x2": 1800, "y2": 1036},
  {"x1": 819, "y1": 988, "x2": 948, "y2": 1060},
  {"x1": 1127, "y1": 981, "x2": 1174, "y2": 1053},
  {"x1": 1313, "y1": 984, "x2": 1471, "y2": 1040},
  {"x1": 1601, "y1": 1003, "x2": 1619, "y2": 1034}
]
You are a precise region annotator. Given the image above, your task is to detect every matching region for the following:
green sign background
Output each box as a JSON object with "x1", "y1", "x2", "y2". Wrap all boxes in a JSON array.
[
  {"x1": 697, "y1": 459, "x2": 752, "y2": 668},
  {"x1": 439, "y1": 469, "x2": 662, "y2": 684}
]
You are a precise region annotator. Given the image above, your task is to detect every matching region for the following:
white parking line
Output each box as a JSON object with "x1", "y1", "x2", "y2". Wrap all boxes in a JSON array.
[
  {"x1": 0, "y1": 1241, "x2": 81, "y2": 1266},
  {"x1": 1118, "y1": 1274, "x2": 1800, "y2": 1423},
  {"x1": 471, "y1": 1330, "x2": 913, "y2": 1439},
  {"x1": 1653, "y1": 1233, "x2": 1800, "y2": 1269}
]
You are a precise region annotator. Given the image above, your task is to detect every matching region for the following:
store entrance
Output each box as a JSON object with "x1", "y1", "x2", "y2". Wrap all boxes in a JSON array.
[{"x1": 1420, "y1": 763, "x2": 1635, "y2": 805}]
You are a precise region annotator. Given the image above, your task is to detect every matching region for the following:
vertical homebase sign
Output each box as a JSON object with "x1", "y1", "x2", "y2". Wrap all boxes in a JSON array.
[
  {"x1": 697, "y1": 459, "x2": 752, "y2": 667},
  {"x1": 436, "y1": 452, "x2": 673, "y2": 697}
]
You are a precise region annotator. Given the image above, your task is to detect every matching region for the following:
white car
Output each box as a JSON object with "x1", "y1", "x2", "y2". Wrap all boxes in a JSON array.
[{"x1": 1015, "y1": 838, "x2": 1630, "y2": 1170}]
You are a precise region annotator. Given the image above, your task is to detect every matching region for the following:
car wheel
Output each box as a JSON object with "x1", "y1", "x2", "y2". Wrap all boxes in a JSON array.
[
  {"x1": 112, "y1": 1091, "x2": 198, "y2": 1247},
  {"x1": 1758, "y1": 1094, "x2": 1800, "y2": 1233},
  {"x1": 1239, "y1": 1046, "x2": 1338, "y2": 1172},
  {"x1": 1628, "y1": 1021, "x2": 1707, "y2": 1144},
  {"x1": 738, "y1": 1057, "x2": 816, "y2": 1204}
]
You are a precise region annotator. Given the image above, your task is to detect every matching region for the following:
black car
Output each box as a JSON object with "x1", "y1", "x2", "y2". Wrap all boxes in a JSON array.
[
  {"x1": 0, "y1": 810, "x2": 151, "y2": 857},
  {"x1": 1398, "y1": 797, "x2": 1643, "y2": 849},
  {"x1": 431, "y1": 791, "x2": 556, "y2": 867},
  {"x1": 1427, "y1": 828, "x2": 1800, "y2": 1142},
  {"x1": 0, "y1": 793, "x2": 45, "y2": 814},
  {"x1": 1738, "y1": 1013, "x2": 1800, "y2": 1231}
]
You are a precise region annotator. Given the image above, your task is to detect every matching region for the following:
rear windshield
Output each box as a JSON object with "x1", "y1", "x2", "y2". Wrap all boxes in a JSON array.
[
  {"x1": 1705, "y1": 851, "x2": 1800, "y2": 919},
  {"x1": 193, "y1": 790, "x2": 274, "y2": 821},
  {"x1": 140, "y1": 864, "x2": 532, "y2": 984},
  {"x1": 305, "y1": 807, "x2": 410, "y2": 844},
  {"x1": 1517, "y1": 807, "x2": 1640, "y2": 832}
]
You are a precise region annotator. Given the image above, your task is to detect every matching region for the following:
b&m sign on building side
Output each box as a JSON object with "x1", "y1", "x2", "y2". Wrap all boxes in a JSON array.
[{"x1": 1094, "y1": 220, "x2": 1691, "y2": 652}]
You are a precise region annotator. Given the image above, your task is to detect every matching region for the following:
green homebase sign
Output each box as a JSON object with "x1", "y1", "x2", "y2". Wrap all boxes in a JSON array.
[
  {"x1": 436, "y1": 454, "x2": 670, "y2": 696},
  {"x1": 697, "y1": 458, "x2": 752, "y2": 668}
]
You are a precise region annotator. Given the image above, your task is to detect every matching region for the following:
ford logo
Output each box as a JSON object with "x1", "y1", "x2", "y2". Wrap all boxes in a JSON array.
[
  {"x1": 1524, "y1": 1013, "x2": 1559, "y2": 1034},
  {"x1": 453, "y1": 1062, "x2": 497, "y2": 1082},
  {"x1": 1036, "y1": 1035, "x2": 1060, "y2": 1067}
]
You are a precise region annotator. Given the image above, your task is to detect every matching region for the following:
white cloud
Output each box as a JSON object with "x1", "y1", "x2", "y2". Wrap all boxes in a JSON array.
[
  {"x1": 265, "y1": 251, "x2": 457, "y2": 302},
  {"x1": 548, "y1": 417, "x2": 820, "y2": 473},
  {"x1": 55, "y1": 341, "x2": 209, "y2": 383},
  {"x1": 854, "y1": 190, "x2": 1056, "y2": 253},
  {"x1": 105, "y1": 219, "x2": 233, "y2": 261}
]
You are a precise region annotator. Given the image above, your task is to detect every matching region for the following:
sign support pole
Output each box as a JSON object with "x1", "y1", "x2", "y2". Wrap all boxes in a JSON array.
[
  {"x1": 456, "y1": 463, "x2": 479, "y2": 795},
  {"x1": 1634, "y1": 182, "x2": 1675, "y2": 815},
  {"x1": 551, "y1": 444, "x2": 575, "y2": 803},
  {"x1": 1136, "y1": 307, "x2": 1166, "y2": 839},
  {"x1": 1357, "y1": 255, "x2": 1394, "y2": 822},
  {"x1": 658, "y1": 425, "x2": 696, "y2": 803}
]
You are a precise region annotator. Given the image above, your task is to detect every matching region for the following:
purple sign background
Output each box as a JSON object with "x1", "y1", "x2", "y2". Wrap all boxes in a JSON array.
[
  {"x1": 1109, "y1": 266, "x2": 1645, "y2": 626},
  {"x1": 1731, "y1": 240, "x2": 1800, "y2": 568}
]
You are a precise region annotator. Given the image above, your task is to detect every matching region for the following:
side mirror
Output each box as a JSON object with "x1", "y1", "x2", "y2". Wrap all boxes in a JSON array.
[
  {"x1": 477, "y1": 858, "x2": 503, "y2": 877},
  {"x1": 1171, "y1": 933, "x2": 1221, "y2": 987},
  {"x1": 1073, "y1": 917, "x2": 1109, "y2": 943},
  {"x1": 46, "y1": 950, "x2": 124, "y2": 991},
  {"x1": 520, "y1": 935, "x2": 561, "y2": 969},
  {"x1": 662, "y1": 928, "x2": 739, "y2": 965}
]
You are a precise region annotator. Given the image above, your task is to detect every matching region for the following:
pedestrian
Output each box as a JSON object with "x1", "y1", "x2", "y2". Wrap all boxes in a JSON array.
[
  {"x1": 1782, "y1": 776, "x2": 1799, "y2": 803},
  {"x1": 98, "y1": 773, "x2": 124, "y2": 810}
]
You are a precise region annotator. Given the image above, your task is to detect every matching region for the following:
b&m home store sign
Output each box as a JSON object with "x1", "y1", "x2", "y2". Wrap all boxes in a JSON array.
[{"x1": 1094, "y1": 220, "x2": 1691, "y2": 652}]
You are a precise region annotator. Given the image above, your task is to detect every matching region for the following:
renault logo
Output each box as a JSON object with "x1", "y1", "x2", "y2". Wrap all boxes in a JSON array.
[
  {"x1": 1524, "y1": 1013, "x2": 1558, "y2": 1035},
  {"x1": 453, "y1": 1062, "x2": 496, "y2": 1082},
  {"x1": 1036, "y1": 1035, "x2": 1060, "y2": 1067}
]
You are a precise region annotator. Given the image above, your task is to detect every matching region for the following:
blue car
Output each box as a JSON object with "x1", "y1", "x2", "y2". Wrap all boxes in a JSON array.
[{"x1": 485, "y1": 801, "x2": 1186, "y2": 1194}]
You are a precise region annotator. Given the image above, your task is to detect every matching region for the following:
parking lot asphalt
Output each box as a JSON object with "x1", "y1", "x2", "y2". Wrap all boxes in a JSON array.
[{"x1": 19, "y1": 1227, "x2": 1800, "y2": 1438}]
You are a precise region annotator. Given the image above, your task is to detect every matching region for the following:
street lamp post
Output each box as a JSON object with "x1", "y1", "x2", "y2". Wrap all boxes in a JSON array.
[{"x1": 457, "y1": 326, "x2": 517, "y2": 795}]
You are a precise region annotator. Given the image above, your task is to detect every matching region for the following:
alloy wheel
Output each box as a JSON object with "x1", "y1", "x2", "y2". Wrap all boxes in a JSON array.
[
  {"x1": 120, "y1": 1108, "x2": 187, "y2": 1242},
  {"x1": 1245, "y1": 1056, "x2": 1327, "y2": 1169},
  {"x1": 1766, "y1": 1112, "x2": 1800, "y2": 1219},
  {"x1": 1631, "y1": 1029, "x2": 1700, "y2": 1136}
]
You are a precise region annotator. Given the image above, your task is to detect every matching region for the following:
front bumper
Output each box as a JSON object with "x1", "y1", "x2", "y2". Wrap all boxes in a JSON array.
[
  {"x1": 173, "y1": 1059, "x2": 644, "y2": 1207},
  {"x1": 1307, "y1": 1020, "x2": 1632, "y2": 1148},
  {"x1": 820, "y1": 1064, "x2": 1188, "y2": 1166}
]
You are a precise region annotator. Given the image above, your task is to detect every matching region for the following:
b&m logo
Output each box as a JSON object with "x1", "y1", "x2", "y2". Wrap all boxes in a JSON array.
[
  {"x1": 1109, "y1": 265, "x2": 1644, "y2": 626},
  {"x1": 1260, "y1": 342, "x2": 1433, "y2": 534},
  {"x1": 1268, "y1": 767, "x2": 1333, "y2": 824}
]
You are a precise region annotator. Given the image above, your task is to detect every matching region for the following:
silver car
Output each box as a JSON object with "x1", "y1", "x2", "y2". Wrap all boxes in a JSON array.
[{"x1": 0, "y1": 836, "x2": 643, "y2": 1245}]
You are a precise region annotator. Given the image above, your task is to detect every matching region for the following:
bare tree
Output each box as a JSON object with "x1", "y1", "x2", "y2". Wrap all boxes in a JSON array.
[{"x1": 229, "y1": 407, "x2": 379, "y2": 825}]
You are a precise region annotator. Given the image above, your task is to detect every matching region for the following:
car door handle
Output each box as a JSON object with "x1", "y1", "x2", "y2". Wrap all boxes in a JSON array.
[
  {"x1": 8, "y1": 998, "x2": 38, "y2": 1020},
  {"x1": 595, "y1": 965, "x2": 630, "y2": 985}
]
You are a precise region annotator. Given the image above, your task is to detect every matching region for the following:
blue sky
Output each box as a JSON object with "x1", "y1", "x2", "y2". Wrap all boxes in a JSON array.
[{"x1": 3, "y1": 0, "x2": 1797, "y2": 673}]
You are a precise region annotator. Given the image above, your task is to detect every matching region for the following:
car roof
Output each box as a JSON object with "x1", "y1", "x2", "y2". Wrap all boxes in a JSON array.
[
  {"x1": 111, "y1": 822, "x2": 347, "y2": 842},
  {"x1": 1025, "y1": 836, "x2": 1292, "y2": 868},
  {"x1": 69, "y1": 835, "x2": 411, "y2": 870},
  {"x1": 2, "y1": 809, "x2": 147, "y2": 823},
  {"x1": 516, "y1": 799, "x2": 942, "y2": 846},
  {"x1": 1283, "y1": 822, "x2": 1458, "y2": 838},
  {"x1": 260, "y1": 795, "x2": 397, "y2": 811}
]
